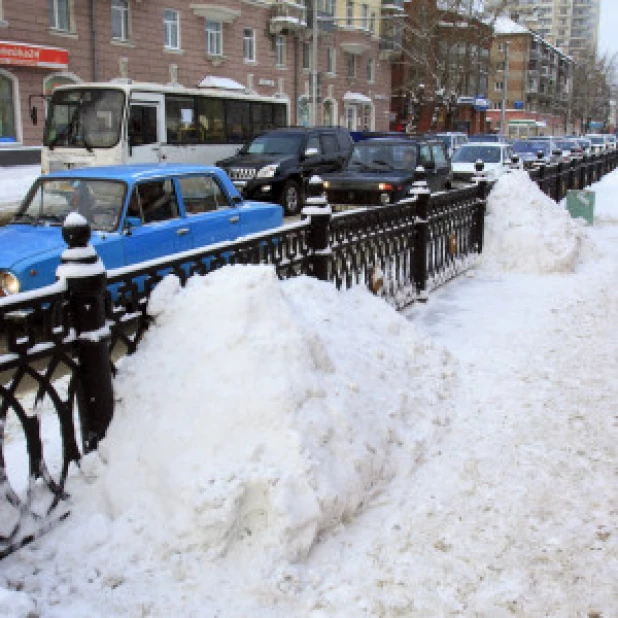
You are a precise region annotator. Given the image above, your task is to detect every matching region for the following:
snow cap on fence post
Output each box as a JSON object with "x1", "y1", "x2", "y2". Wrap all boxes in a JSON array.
[
  {"x1": 57, "y1": 213, "x2": 114, "y2": 453},
  {"x1": 302, "y1": 175, "x2": 332, "y2": 282}
]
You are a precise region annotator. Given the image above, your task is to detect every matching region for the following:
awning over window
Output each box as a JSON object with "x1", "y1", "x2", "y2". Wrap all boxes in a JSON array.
[
  {"x1": 340, "y1": 42, "x2": 370, "y2": 56},
  {"x1": 197, "y1": 76, "x2": 245, "y2": 91},
  {"x1": 343, "y1": 91, "x2": 372, "y2": 104},
  {"x1": 190, "y1": 4, "x2": 241, "y2": 22}
]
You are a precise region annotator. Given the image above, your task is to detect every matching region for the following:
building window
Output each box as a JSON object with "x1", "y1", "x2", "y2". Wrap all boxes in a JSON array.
[
  {"x1": 361, "y1": 4, "x2": 368, "y2": 29},
  {"x1": 206, "y1": 20, "x2": 222, "y2": 56},
  {"x1": 275, "y1": 35, "x2": 286, "y2": 67},
  {"x1": 0, "y1": 72, "x2": 15, "y2": 140},
  {"x1": 164, "y1": 9, "x2": 180, "y2": 50},
  {"x1": 303, "y1": 42, "x2": 311, "y2": 70},
  {"x1": 323, "y1": 99, "x2": 334, "y2": 126},
  {"x1": 367, "y1": 58, "x2": 374, "y2": 83},
  {"x1": 327, "y1": 47, "x2": 335, "y2": 74},
  {"x1": 346, "y1": 53, "x2": 356, "y2": 78},
  {"x1": 346, "y1": 0, "x2": 354, "y2": 26},
  {"x1": 369, "y1": 11, "x2": 376, "y2": 33},
  {"x1": 112, "y1": 0, "x2": 130, "y2": 41},
  {"x1": 49, "y1": 0, "x2": 70, "y2": 31},
  {"x1": 297, "y1": 96, "x2": 310, "y2": 126},
  {"x1": 495, "y1": 81, "x2": 504, "y2": 91},
  {"x1": 243, "y1": 28, "x2": 255, "y2": 62}
]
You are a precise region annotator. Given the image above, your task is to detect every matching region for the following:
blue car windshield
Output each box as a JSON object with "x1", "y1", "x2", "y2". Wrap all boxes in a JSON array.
[{"x1": 14, "y1": 178, "x2": 127, "y2": 232}]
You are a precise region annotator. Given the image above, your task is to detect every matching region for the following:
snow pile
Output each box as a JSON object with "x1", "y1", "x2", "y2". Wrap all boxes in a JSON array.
[
  {"x1": 481, "y1": 170, "x2": 585, "y2": 273},
  {"x1": 80, "y1": 266, "x2": 456, "y2": 566}
]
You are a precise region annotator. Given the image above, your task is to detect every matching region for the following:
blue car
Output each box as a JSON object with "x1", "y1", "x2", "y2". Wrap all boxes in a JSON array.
[{"x1": 0, "y1": 164, "x2": 283, "y2": 296}]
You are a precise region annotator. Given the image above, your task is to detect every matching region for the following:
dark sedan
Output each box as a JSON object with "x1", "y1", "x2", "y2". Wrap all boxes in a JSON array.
[{"x1": 321, "y1": 137, "x2": 452, "y2": 211}]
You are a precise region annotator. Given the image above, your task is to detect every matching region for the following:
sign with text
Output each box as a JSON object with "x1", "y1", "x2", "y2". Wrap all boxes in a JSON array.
[{"x1": 0, "y1": 41, "x2": 68, "y2": 69}]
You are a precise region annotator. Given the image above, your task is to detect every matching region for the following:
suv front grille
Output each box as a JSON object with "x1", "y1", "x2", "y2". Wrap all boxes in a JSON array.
[
  {"x1": 227, "y1": 167, "x2": 257, "y2": 181},
  {"x1": 326, "y1": 189, "x2": 382, "y2": 207}
]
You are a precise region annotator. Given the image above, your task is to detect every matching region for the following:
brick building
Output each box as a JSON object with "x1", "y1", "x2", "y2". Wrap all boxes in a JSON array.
[
  {"x1": 486, "y1": 16, "x2": 574, "y2": 136},
  {"x1": 390, "y1": 0, "x2": 492, "y2": 134},
  {"x1": 0, "y1": 0, "x2": 399, "y2": 146}
]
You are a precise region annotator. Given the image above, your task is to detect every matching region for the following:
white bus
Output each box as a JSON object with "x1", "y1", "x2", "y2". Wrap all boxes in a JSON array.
[{"x1": 36, "y1": 81, "x2": 289, "y2": 174}]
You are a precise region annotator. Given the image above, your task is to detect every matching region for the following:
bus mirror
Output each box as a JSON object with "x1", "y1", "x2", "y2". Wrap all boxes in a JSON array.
[{"x1": 30, "y1": 106, "x2": 38, "y2": 125}]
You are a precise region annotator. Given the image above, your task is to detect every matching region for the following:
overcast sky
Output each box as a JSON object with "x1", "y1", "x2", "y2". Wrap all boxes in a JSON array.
[{"x1": 598, "y1": 0, "x2": 618, "y2": 59}]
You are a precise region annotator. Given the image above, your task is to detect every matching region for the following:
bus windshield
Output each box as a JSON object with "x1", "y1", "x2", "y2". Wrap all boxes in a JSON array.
[{"x1": 43, "y1": 88, "x2": 125, "y2": 150}]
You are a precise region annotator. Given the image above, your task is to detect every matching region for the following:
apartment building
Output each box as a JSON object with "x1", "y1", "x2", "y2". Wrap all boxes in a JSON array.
[
  {"x1": 0, "y1": 0, "x2": 401, "y2": 146},
  {"x1": 486, "y1": 16, "x2": 575, "y2": 135},
  {"x1": 484, "y1": 0, "x2": 600, "y2": 59}
]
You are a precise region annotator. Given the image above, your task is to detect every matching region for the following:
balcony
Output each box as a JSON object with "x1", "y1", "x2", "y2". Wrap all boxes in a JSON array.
[
  {"x1": 269, "y1": 0, "x2": 307, "y2": 35},
  {"x1": 381, "y1": 0, "x2": 404, "y2": 12}
]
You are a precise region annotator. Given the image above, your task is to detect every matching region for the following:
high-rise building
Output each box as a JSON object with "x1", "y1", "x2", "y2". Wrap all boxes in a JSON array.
[{"x1": 484, "y1": 0, "x2": 601, "y2": 59}]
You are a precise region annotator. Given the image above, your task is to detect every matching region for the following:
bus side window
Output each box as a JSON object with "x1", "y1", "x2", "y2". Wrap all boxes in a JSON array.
[{"x1": 129, "y1": 105, "x2": 157, "y2": 146}]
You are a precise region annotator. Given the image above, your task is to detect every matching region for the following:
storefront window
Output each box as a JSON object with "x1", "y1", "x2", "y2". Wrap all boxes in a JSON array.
[{"x1": 0, "y1": 73, "x2": 16, "y2": 141}]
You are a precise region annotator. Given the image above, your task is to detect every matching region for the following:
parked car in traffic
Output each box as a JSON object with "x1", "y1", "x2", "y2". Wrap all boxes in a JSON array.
[
  {"x1": 216, "y1": 127, "x2": 354, "y2": 216},
  {"x1": 584, "y1": 134, "x2": 612, "y2": 154},
  {"x1": 451, "y1": 141, "x2": 521, "y2": 183},
  {"x1": 321, "y1": 136, "x2": 452, "y2": 211},
  {"x1": 553, "y1": 138, "x2": 584, "y2": 162},
  {"x1": 0, "y1": 164, "x2": 283, "y2": 296},
  {"x1": 434, "y1": 132, "x2": 469, "y2": 157},
  {"x1": 512, "y1": 139, "x2": 552, "y2": 169},
  {"x1": 468, "y1": 133, "x2": 511, "y2": 143}
]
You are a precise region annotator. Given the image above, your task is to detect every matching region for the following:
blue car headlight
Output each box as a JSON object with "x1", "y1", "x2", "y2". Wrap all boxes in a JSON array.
[
  {"x1": 256, "y1": 164, "x2": 278, "y2": 179},
  {"x1": 0, "y1": 271, "x2": 20, "y2": 296}
]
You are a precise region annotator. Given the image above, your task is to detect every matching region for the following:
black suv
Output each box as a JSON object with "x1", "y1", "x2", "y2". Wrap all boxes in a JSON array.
[
  {"x1": 216, "y1": 127, "x2": 354, "y2": 216},
  {"x1": 321, "y1": 136, "x2": 452, "y2": 211}
]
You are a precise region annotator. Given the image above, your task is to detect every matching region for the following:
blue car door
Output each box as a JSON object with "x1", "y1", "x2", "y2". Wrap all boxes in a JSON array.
[
  {"x1": 122, "y1": 178, "x2": 193, "y2": 265},
  {"x1": 175, "y1": 174, "x2": 241, "y2": 249}
]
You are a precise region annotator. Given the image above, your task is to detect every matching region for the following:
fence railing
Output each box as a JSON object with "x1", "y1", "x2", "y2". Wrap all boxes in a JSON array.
[{"x1": 0, "y1": 150, "x2": 615, "y2": 558}]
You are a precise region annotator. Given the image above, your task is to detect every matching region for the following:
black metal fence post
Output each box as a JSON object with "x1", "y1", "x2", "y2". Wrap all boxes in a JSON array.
[
  {"x1": 304, "y1": 175, "x2": 332, "y2": 282},
  {"x1": 472, "y1": 160, "x2": 488, "y2": 253},
  {"x1": 57, "y1": 216, "x2": 114, "y2": 452},
  {"x1": 410, "y1": 167, "x2": 430, "y2": 300}
]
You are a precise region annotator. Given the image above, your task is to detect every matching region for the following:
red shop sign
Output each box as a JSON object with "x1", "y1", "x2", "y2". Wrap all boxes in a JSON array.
[{"x1": 0, "y1": 41, "x2": 68, "y2": 69}]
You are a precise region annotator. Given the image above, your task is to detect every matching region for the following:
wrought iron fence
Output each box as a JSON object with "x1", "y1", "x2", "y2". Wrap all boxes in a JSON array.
[{"x1": 0, "y1": 150, "x2": 615, "y2": 558}]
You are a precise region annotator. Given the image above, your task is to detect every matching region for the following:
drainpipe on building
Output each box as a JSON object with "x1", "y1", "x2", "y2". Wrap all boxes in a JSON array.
[{"x1": 90, "y1": 0, "x2": 99, "y2": 81}]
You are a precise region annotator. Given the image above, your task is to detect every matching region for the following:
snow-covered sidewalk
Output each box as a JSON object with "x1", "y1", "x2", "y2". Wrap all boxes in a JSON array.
[{"x1": 2, "y1": 169, "x2": 618, "y2": 616}]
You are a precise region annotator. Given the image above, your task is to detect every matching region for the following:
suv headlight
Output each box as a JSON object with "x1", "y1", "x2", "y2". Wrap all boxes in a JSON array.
[
  {"x1": 0, "y1": 271, "x2": 20, "y2": 296},
  {"x1": 256, "y1": 164, "x2": 279, "y2": 179}
]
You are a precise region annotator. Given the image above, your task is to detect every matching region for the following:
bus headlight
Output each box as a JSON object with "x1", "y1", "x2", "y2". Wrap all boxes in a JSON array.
[
  {"x1": 256, "y1": 164, "x2": 278, "y2": 179},
  {"x1": 0, "y1": 271, "x2": 20, "y2": 296}
]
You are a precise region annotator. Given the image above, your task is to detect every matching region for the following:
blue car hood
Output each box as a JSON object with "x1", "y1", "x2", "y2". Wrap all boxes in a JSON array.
[{"x1": 0, "y1": 224, "x2": 66, "y2": 270}]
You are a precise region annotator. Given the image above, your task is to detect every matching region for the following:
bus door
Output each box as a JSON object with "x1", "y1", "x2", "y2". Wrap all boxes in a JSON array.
[{"x1": 127, "y1": 94, "x2": 165, "y2": 164}]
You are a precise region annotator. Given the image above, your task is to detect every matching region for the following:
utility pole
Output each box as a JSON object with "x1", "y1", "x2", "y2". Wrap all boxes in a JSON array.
[
  {"x1": 500, "y1": 41, "x2": 509, "y2": 136},
  {"x1": 311, "y1": 0, "x2": 318, "y2": 126}
]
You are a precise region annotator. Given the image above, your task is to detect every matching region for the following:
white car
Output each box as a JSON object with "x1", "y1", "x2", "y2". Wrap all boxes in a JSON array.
[{"x1": 451, "y1": 142, "x2": 522, "y2": 183}]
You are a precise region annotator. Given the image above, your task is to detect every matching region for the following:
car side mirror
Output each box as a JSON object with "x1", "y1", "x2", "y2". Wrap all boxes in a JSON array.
[
  {"x1": 124, "y1": 216, "x2": 142, "y2": 234},
  {"x1": 304, "y1": 147, "x2": 319, "y2": 158},
  {"x1": 232, "y1": 195, "x2": 243, "y2": 205}
]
